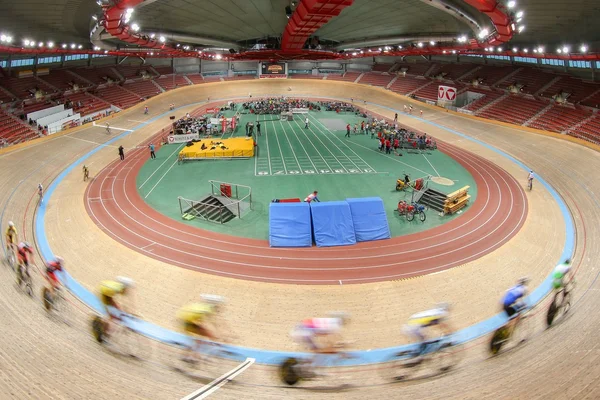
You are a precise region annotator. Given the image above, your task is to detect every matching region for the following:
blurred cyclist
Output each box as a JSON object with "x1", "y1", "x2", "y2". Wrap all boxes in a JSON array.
[
  {"x1": 291, "y1": 312, "x2": 349, "y2": 368},
  {"x1": 38, "y1": 183, "x2": 43, "y2": 200},
  {"x1": 17, "y1": 241, "x2": 34, "y2": 279},
  {"x1": 552, "y1": 259, "x2": 572, "y2": 290},
  {"x1": 45, "y1": 256, "x2": 64, "y2": 296},
  {"x1": 502, "y1": 277, "x2": 530, "y2": 331},
  {"x1": 98, "y1": 276, "x2": 135, "y2": 334},
  {"x1": 177, "y1": 294, "x2": 225, "y2": 363},
  {"x1": 403, "y1": 303, "x2": 452, "y2": 359},
  {"x1": 5, "y1": 221, "x2": 17, "y2": 254}
]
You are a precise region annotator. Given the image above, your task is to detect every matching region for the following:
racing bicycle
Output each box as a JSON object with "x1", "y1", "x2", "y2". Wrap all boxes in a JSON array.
[
  {"x1": 547, "y1": 280, "x2": 575, "y2": 327},
  {"x1": 16, "y1": 263, "x2": 33, "y2": 297},
  {"x1": 91, "y1": 313, "x2": 146, "y2": 359},
  {"x1": 490, "y1": 309, "x2": 531, "y2": 355}
]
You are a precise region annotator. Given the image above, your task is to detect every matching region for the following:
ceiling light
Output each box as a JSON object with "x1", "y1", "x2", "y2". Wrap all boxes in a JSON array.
[
  {"x1": 47, "y1": 41, "x2": 54, "y2": 48},
  {"x1": 378, "y1": 47, "x2": 382, "y2": 51},
  {"x1": 78, "y1": 44, "x2": 83, "y2": 49},
  {"x1": 215, "y1": 54, "x2": 222, "y2": 60},
  {"x1": 443, "y1": 50, "x2": 447, "y2": 54},
  {"x1": 62, "y1": 43, "x2": 67, "y2": 48},
  {"x1": 452, "y1": 50, "x2": 456, "y2": 54},
  {"x1": 478, "y1": 28, "x2": 489, "y2": 39},
  {"x1": 562, "y1": 46, "x2": 569, "y2": 53},
  {"x1": 580, "y1": 45, "x2": 588, "y2": 53},
  {"x1": 149, "y1": 52, "x2": 154, "y2": 55},
  {"x1": 0, "y1": 35, "x2": 6, "y2": 42},
  {"x1": 556, "y1": 48, "x2": 562, "y2": 54},
  {"x1": 458, "y1": 35, "x2": 467, "y2": 43},
  {"x1": 518, "y1": 25, "x2": 525, "y2": 33},
  {"x1": 150, "y1": 33, "x2": 155, "y2": 38},
  {"x1": 523, "y1": 48, "x2": 528, "y2": 53},
  {"x1": 71, "y1": 43, "x2": 76, "y2": 49},
  {"x1": 352, "y1": 52, "x2": 357, "y2": 56},
  {"x1": 430, "y1": 41, "x2": 435, "y2": 45},
  {"x1": 417, "y1": 42, "x2": 423, "y2": 48},
  {"x1": 23, "y1": 39, "x2": 30, "y2": 46},
  {"x1": 497, "y1": 47, "x2": 503, "y2": 52},
  {"x1": 92, "y1": 15, "x2": 98, "y2": 21},
  {"x1": 507, "y1": 1, "x2": 516, "y2": 8},
  {"x1": 38, "y1": 42, "x2": 44, "y2": 47},
  {"x1": 516, "y1": 17, "x2": 522, "y2": 23},
  {"x1": 511, "y1": 23, "x2": 516, "y2": 31},
  {"x1": 512, "y1": 47, "x2": 518, "y2": 52},
  {"x1": 397, "y1": 45, "x2": 402, "y2": 49},
  {"x1": 360, "y1": 50, "x2": 364, "y2": 53},
  {"x1": 159, "y1": 35, "x2": 166, "y2": 43},
  {"x1": 538, "y1": 46, "x2": 544, "y2": 53},
  {"x1": 5, "y1": 36, "x2": 12, "y2": 43},
  {"x1": 93, "y1": 46, "x2": 100, "y2": 51},
  {"x1": 516, "y1": 11, "x2": 524, "y2": 18},
  {"x1": 104, "y1": 50, "x2": 108, "y2": 54},
  {"x1": 131, "y1": 23, "x2": 140, "y2": 32},
  {"x1": 533, "y1": 49, "x2": 538, "y2": 53}
]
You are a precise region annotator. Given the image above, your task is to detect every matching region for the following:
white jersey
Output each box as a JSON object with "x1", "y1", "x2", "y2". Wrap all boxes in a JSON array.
[
  {"x1": 301, "y1": 317, "x2": 343, "y2": 335},
  {"x1": 528, "y1": 172, "x2": 534, "y2": 180},
  {"x1": 407, "y1": 308, "x2": 448, "y2": 327},
  {"x1": 553, "y1": 262, "x2": 571, "y2": 275}
]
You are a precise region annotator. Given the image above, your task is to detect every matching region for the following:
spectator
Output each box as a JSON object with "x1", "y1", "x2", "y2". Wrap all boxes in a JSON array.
[
  {"x1": 256, "y1": 121, "x2": 261, "y2": 136},
  {"x1": 385, "y1": 137, "x2": 391, "y2": 154},
  {"x1": 394, "y1": 113, "x2": 398, "y2": 122},
  {"x1": 345, "y1": 123, "x2": 351, "y2": 138},
  {"x1": 149, "y1": 143, "x2": 156, "y2": 159},
  {"x1": 304, "y1": 117, "x2": 309, "y2": 129},
  {"x1": 118, "y1": 145, "x2": 125, "y2": 161},
  {"x1": 304, "y1": 191, "x2": 320, "y2": 203}
]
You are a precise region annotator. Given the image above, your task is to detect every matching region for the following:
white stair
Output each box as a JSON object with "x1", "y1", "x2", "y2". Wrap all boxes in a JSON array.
[
  {"x1": 457, "y1": 65, "x2": 482, "y2": 82},
  {"x1": 386, "y1": 75, "x2": 399, "y2": 89},
  {"x1": 110, "y1": 67, "x2": 125, "y2": 81},
  {"x1": 495, "y1": 67, "x2": 523, "y2": 86},
  {"x1": 563, "y1": 113, "x2": 596, "y2": 134},
  {"x1": 354, "y1": 72, "x2": 365, "y2": 83},
  {"x1": 183, "y1": 75, "x2": 194, "y2": 85},
  {"x1": 475, "y1": 93, "x2": 510, "y2": 115},
  {"x1": 581, "y1": 87, "x2": 600, "y2": 104},
  {"x1": 423, "y1": 64, "x2": 438, "y2": 77},
  {"x1": 66, "y1": 69, "x2": 95, "y2": 86},
  {"x1": 535, "y1": 76, "x2": 562, "y2": 96},
  {"x1": 152, "y1": 79, "x2": 166, "y2": 93},
  {"x1": 524, "y1": 103, "x2": 554, "y2": 126},
  {"x1": 407, "y1": 80, "x2": 433, "y2": 96}
]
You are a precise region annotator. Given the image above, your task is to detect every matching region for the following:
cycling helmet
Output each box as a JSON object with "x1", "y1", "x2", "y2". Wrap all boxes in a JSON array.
[
  {"x1": 8, "y1": 221, "x2": 14, "y2": 227},
  {"x1": 23, "y1": 242, "x2": 31, "y2": 249},
  {"x1": 117, "y1": 276, "x2": 135, "y2": 288},
  {"x1": 436, "y1": 302, "x2": 450, "y2": 312},
  {"x1": 201, "y1": 294, "x2": 225, "y2": 305},
  {"x1": 564, "y1": 258, "x2": 571, "y2": 265},
  {"x1": 54, "y1": 256, "x2": 64, "y2": 268},
  {"x1": 518, "y1": 276, "x2": 530, "y2": 286}
]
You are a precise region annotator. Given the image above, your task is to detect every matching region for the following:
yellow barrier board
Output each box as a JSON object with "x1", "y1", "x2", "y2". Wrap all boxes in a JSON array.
[{"x1": 179, "y1": 137, "x2": 255, "y2": 159}]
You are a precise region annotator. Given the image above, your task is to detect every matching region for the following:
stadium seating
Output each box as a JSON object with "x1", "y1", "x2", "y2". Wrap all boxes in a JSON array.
[
  {"x1": 185, "y1": 74, "x2": 205, "y2": 84},
  {"x1": 23, "y1": 101, "x2": 54, "y2": 115},
  {"x1": 478, "y1": 94, "x2": 547, "y2": 125},
  {"x1": 414, "y1": 81, "x2": 465, "y2": 101},
  {"x1": 388, "y1": 75, "x2": 429, "y2": 95},
  {"x1": 327, "y1": 72, "x2": 360, "y2": 82},
  {"x1": 501, "y1": 68, "x2": 556, "y2": 95},
  {"x1": 65, "y1": 92, "x2": 110, "y2": 116},
  {"x1": 116, "y1": 65, "x2": 152, "y2": 80},
  {"x1": 38, "y1": 69, "x2": 90, "y2": 91},
  {"x1": 0, "y1": 76, "x2": 57, "y2": 100},
  {"x1": 393, "y1": 63, "x2": 431, "y2": 77},
  {"x1": 222, "y1": 75, "x2": 257, "y2": 81},
  {"x1": 0, "y1": 107, "x2": 38, "y2": 144},
  {"x1": 72, "y1": 67, "x2": 119, "y2": 85},
  {"x1": 581, "y1": 89, "x2": 600, "y2": 109},
  {"x1": 152, "y1": 66, "x2": 174, "y2": 75},
  {"x1": 155, "y1": 75, "x2": 191, "y2": 90},
  {"x1": 429, "y1": 63, "x2": 478, "y2": 81},
  {"x1": 539, "y1": 76, "x2": 599, "y2": 104},
  {"x1": 358, "y1": 72, "x2": 394, "y2": 87},
  {"x1": 567, "y1": 114, "x2": 600, "y2": 143},
  {"x1": 528, "y1": 105, "x2": 592, "y2": 133},
  {"x1": 95, "y1": 85, "x2": 141, "y2": 109},
  {"x1": 290, "y1": 74, "x2": 323, "y2": 79},
  {"x1": 462, "y1": 88, "x2": 505, "y2": 112},
  {"x1": 372, "y1": 63, "x2": 394, "y2": 73},
  {"x1": 125, "y1": 80, "x2": 162, "y2": 99},
  {"x1": 460, "y1": 65, "x2": 518, "y2": 86}
]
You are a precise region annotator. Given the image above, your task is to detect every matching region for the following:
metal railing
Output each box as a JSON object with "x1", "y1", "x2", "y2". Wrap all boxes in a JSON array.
[
  {"x1": 178, "y1": 196, "x2": 227, "y2": 224},
  {"x1": 208, "y1": 180, "x2": 252, "y2": 218}
]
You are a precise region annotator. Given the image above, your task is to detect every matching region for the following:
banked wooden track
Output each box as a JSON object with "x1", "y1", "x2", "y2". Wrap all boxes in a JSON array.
[{"x1": 0, "y1": 80, "x2": 598, "y2": 399}]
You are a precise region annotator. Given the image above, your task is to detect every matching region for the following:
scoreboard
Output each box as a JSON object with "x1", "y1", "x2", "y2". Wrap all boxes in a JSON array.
[{"x1": 259, "y1": 62, "x2": 287, "y2": 78}]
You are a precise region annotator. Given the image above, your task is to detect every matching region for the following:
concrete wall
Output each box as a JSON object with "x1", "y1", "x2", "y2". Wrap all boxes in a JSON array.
[{"x1": 174, "y1": 58, "x2": 200, "y2": 74}]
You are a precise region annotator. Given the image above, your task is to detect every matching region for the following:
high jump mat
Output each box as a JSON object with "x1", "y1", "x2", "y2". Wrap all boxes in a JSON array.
[{"x1": 179, "y1": 137, "x2": 255, "y2": 160}]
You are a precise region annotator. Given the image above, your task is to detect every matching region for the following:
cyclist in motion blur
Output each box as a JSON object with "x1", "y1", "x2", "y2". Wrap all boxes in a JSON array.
[
  {"x1": 403, "y1": 303, "x2": 453, "y2": 361},
  {"x1": 502, "y1": 277, "x2": 530, "y2": 331},
  {"x1": 5, "y1": 221, "x2": 17, "y2": 259},
  {"x1": 98, "y1": 276, "x2": 136, "y2": 336},
  {"x1": 177, "y1": 294, "x2": 225, "y2": 364}
]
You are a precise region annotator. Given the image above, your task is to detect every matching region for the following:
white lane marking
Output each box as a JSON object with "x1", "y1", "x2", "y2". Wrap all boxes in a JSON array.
[{"x1": 180, "y1": 358, "x2": 255, "y2": 400}]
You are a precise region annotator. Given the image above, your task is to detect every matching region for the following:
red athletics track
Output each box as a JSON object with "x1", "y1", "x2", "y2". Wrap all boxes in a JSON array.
[{"x1": 84, "y1": 107, "x2": 527, "y2": 284}]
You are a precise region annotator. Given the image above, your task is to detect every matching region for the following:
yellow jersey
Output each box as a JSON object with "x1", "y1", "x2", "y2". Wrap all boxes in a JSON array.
[
  {"x1": 5, "y1": 226, "x2": 17, "y2": 240},
  {"x1": 99, "y1": 280, "x2": 126, "y2": 297},
  {"x1": 177, "y1": 303, "x2": 215, "y2": 324}
]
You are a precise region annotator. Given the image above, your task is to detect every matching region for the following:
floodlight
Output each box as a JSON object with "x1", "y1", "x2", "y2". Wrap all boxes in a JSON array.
[
  {"x1": 580, "y1": 45, "x2": 588, "y2": 53},
  {"x1": 131, "y1": 23, "x2": 140, "y2": 32},
  {"x1": 159, "y1": 35, "x2": 166, "y2": 43},
  {"x1": 507, "y1": 1, "x2": 516, "y2": 8},
  {"x1": 516, "y1": 11, "x2": 523, "y2": 18},
  {"x1": 478, "y1": 28, "x2": 489, "y2": 39},
  {"x1": 512, "y1": 47, "x2": 518, "y2": 52},
  {"x1": 417, "y1": 42, "x2": 423, "y2": 48},
  {"x1": 48, "y1": 41, "x2": 54, "y2": 48},
  {"x1": 562, "y1": 46, "x2": 569, "y2": 53},
  {"x1": 518, "y1": 25, "x2": 525, "y2": 33}
]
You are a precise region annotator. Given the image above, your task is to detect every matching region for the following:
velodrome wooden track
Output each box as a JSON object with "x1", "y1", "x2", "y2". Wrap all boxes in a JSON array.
[{"x1": 1, "y1": 80, "x2": 599, "y2": 399}]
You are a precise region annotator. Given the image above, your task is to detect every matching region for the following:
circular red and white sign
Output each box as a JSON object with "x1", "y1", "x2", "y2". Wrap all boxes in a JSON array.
[
  {"x1": 168, "y1": 136, "x2": 175, "y2": 143},
  {"x1": 438, "y1": 86, "x2": 446, "y2": 99},
  {"x1": 445, "y1": 88, "x2": 457, "y2": 100}
]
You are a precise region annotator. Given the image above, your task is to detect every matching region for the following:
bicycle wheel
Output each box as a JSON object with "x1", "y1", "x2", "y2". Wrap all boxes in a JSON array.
[
  {"x1": 546, "y1": 293, "x2": 560, "y2": 327},
  {"x1": 419, "y1": 211, "x2": 426, "y2": 222},
  {"x1": 91, "y1": 316, "x2": 106, "y2": 343},
  {"x1": 379, "y1": 350, "x2": 421, "y2": 382},
  {"x1": 406, "y1": 211, "x2": 415, "y2": 222},
  {"x1": 42, "y1": 287, "x2": 53, "y2": 312},
  {"x1": 490, "y1": 327, "x2": 509, "y2": 355},
  {"x1": 432, "y1": 343, "x2": 460, "y2": 373},
  {"x1": 280, "y1": 357, "x2": 301, "y2": 386}
]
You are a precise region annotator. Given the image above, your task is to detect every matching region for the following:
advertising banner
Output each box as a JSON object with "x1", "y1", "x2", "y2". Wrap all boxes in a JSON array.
[
  {"x1": 167, "y1": 133, "x2": 200, "y2": 144},
  {"x1": 437, "y1": 85, "x2": 458, "y2": 104}
]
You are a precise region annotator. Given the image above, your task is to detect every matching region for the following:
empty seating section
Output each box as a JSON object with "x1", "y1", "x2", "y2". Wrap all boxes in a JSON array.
[
  {"x1": 461, "y1": 65, "x2": 517, "y2": 86},
  {"x1": 185, "y1": 74, "x2": 205, "y2": 84},
  {"x1": 0, "y1": 87, "x2": 15, "y2": 103},
  {"x1": 413, "y1": 82, "x2": 438, "y2": 100},
  {"x1": 395, "y1": 63, "x2": 431, "y2": 77},
  {"x1": 38, "y1": 69, "x2": 90, "y2": 91},
  {"x1": 153, "y1": 66, "x2": 174, "y2": 75},
  {"x1": 581, "y1": 89, "x2": 600, "y2": 109},
  {"x1": 502, "y1": 68, "x2": 556, "y2": 95},
  {"x1": 116, "y1": 65, "x2": 151, "y2": 80},
  {"x1": 372, "y1": 63, "x2": 393, "y2": 73},
  {"x1": 73, "y1": 67, "x2": 119, "y2": 85},
  {"x1": 290, "y1": 74, "x2": 323, "y2": 79},
  {"x1": 23, "y1": 101, "x2": 54, "y2": 115},
  {"x1": 125, "y1": 80, "x2": 161, "y2": 99},
  {"x1": 528, "y1": 106, "x2": 592, "y2": 133},
  {"x1": 568, "y1": 115, "x2": 600, "y2": 143},
  {"x1": 156, "y1": 75, "x2": 190, "y2": 90},
  {"x1": 358, "y1": 73, "x2": 394, "y2": 87},
  {"x1": 0, "y1": 108, "x2": 37, "y2": 144},
  {"x1": 96, "y1": 85, "x2": 141, "y2": 109},
  {"x1": 327, "y1": 72, "x2": 359, "y2": 82},
  {"x1": 0, "y1": 76, "x2": 57, "y2": 100},
  {"x1": 463, "y1": 89, "x2": 504, "y2": 112},
  {"x1": 430, "y1": 64, "x2": 478, "y2": 81},
  {"x1": 222, "y1": 75, "x2": 257, "y2": 81},
  {"x1": 478, "y1": 95, "x2": 547, "y2": 125},
  {"x1": 389, "y1": 76, "x2": 429, "y2": 94},
  {"x1": 65, "y1": 92, "x2": 110, "y2": 116},
  {"x1": 540, "y1": 76, "x2": 599, "y2": 104}
]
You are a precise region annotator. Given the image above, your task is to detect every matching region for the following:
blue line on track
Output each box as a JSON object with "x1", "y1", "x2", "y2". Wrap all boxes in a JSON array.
[{"x1": 33, "y1": 96, "x2": 574, "y2": 366}]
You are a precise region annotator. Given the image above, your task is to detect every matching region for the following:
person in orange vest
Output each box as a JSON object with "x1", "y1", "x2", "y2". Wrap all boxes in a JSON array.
[{"x1": 345, "y1": 124, "x2": 351, "y2": 138}]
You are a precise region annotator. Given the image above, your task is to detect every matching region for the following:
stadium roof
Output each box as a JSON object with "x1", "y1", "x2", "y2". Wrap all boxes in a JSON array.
[{"x1": 0, "y1": 0, "x2": 598, "y2": 60}]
